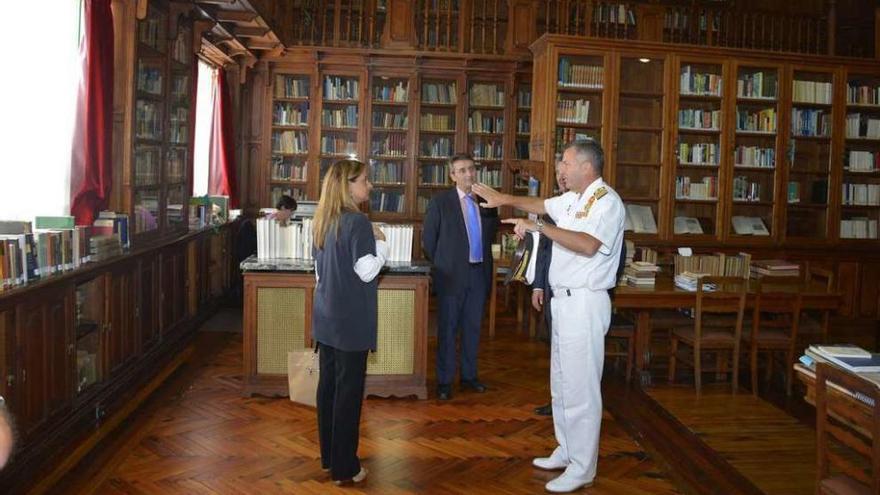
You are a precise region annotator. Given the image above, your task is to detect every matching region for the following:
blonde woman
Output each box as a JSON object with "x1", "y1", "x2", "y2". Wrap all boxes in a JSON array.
[{"x1": 312, "y1": 159, "x2": 387, "y2": 485}]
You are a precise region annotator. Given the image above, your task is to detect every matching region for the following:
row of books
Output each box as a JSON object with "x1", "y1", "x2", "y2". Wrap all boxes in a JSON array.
[
  {"x1": 732, "y1": 177, "x2": 762, "y2": 202},
  {"x1": 841, "y1": 183, "x2": 880, "y2": 206},
  {"x1": 138, "y1": 14, "x2": 165, "y2": 51},
  {"x1": 846, "y1": 84, "x2": 880, "y2": 106},
  {"x1": 735, "y1": 108, "x2": 776, "y2": 133},
  {"x1": 793, "y1": 80, "x2": 833, "y2": 104},
  {"x1": 373, "y1": 111, "x2": 408, "y2": 130},
  {"x1": 170, "y1": 75, "x2": 189, "y2": 99},
  {"x1": 419, "y1": 137, "x2": 452, "y2": 158},
  {"x1": 516, "y1": 116, "x2": 530, "y2": 133},
  {"x1": 321, "y1": 108, "x2": 358, "y2": 128},
  {"x1": 475, "y1": 168, "x2": 502, "y2": 188},
  {"x1": 369, "y1": 160, "x2": 405, "y2": 184},
  {"x1": 846, "y1": 151, "x2": 879, "y2": 172},
  {"x1": 371, "y1": 134, "x2": 407, "y2": 157},
  {"x1": 680, "y1": 66, "x2": 722, "y2": 96},
  {"x1": 556, "y1": 127, "x2": 593, "y2": 149},
  {"x1": 420, "y1": 114, "x2": 454, "y2": 132},
  {"x1": 135, "y1": 148, "x2": 161, "y2": 186},
  {"x1": 256, "y1": 218, "x2": 313, "y2": 260},
  {"x1": 422, "y1": 82, "x2": 457, "y2": 104},
  {"x1": 678, "y1": 108, "x2": 721, "y2": 130},
  {"x1": 272, "y1": 130, "x2": 308, "y2": 154},
  {"x1": 273, "y1": 102, "x2": 308, "y2": 126},
  {"x1": 472, "y1": 141, "x2": 503, "y2": 160},
  {"x1": 786, "y1": 179, "x2": 829, "y2": 204},
  {"x1": 135, "y1": 100, "x2": 161, "y2": 140},
  {"x1": 323, "y1": 76, "x2": 359, "y2": 101},
  {"x1": 275, "y1": 75, "x2": 309, "y2": 99},
  {"x1": 791, "y1": 108, "x2": 830, "y2": 137},
  {"x1": 678, "y1": 142, "x2": 719, "y2": 166},
  {"x1": 556, "y1": 99, "x2": 591, "y2": 124},
  {"x1": 373, "y1": 224, "x2": 414, "y2": 262},
  {"x1": 170, "y1": 30, "x2": 189, "y2": 64},
  {"x1": 320, "y1": 136, "x2": 357, "y2": 155},
  {"x1": 735, "y1": 145, "x2": 775, "y2": 168},
  {"x1": 675, "y1": 175, "x2": 717, "y2": 200},
  {"x1": 736, "y1": 72, "x2": 777, "y2": 99},
  {"x1": 468, "y1": 112, "x2": 504, "y2": 133},
  {"x1": 845, "y1": 113, "x2": 880, "y2": 139},
  {"x1": 516, "y1": 89, "x2": 531, "y2": 108},
  {"x1": 137, "y1": 66, "x2": 162, "y2": 95},
  {"x1": 557, "y1": 60, "x2": 604, "y2": 89},
  {"x1": 272, "y1": 157, "x2": 307, "y2": 181},
  {"x1": 592, "y1": 3, "x2": 635, "y2": 25},
  {"x1": 420, "y1": 165, "x2": 451, "y2": 185},
  {"x1": 373, "y1": 82, "x2": 408, "y2": 102},
  {"x1": 840, "y1": 218, "x2": 879, "y2": 239},
  {"x1": 370, "y1": 192, "x2": 406, "y2": 214},
  {"x1": 673, "y1": 251, "x2": 752, "y2": 278},
  {"x1": 469, "y1": 84, "x2": 504, "y2": 107}
]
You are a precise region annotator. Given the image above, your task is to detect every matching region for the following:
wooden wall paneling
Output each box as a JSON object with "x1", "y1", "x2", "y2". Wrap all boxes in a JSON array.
[
  {"x1": 107, "y1": 264, "x2": 137, "y2": 375},
  {"x1": 857, "y1": 261, "x2": 880, "y2": 318},
  {"x1": 836, "y1": 261, "x2": 860, "y2": 317},
  {"x1": 15, "y1": 298, "x2": 48, "y2": 437},
  {"x1": 45, "y1": 288, "x2": 73, "y2": 421},
  {"x1": 0, "y1": 308, "x2": 14, "y2": 408},
  {"x1": 505, "y1": 0, "x2": 536, "y2": 55},
  {"x1": 381, "y1": 0, "x2": 417, "y2": 49},
  {"x1": 186, "y1": 239, "x2": 199, "y2": 317},
  {"x1": 138, "y1": 255, "x2": 160, "y2": 351}
]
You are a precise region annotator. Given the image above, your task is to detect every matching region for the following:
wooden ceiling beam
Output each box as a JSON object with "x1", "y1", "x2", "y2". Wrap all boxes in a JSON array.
[
  {"x1": 214, "y1": 10, "x2": 259, "y2": 22},
  {"x1": 246, "y1": 40, "x2": 280, "y2": 50},
  {"x1": 232, "y1": 26, "x2": 270, "y2": 38}
]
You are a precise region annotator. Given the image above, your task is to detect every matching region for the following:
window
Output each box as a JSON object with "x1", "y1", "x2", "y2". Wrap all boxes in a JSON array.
[
  {"x1": 192, "y1": 59, "x2": 217, "y2": 198},
  {"x1": 0, "y1": 1, "x2": 82, "y2": 221}
]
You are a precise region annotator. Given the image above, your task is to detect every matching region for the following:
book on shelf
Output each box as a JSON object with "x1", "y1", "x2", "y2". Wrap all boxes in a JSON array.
[
  {"x1": 35, "y1": 216, "x2": 75, "y2": 230},
  {"x1": 731, "y1": 216, "x2": 769, "y2": 236},
  {"x1": 673, "y1": 216, "x2": 704, "y2": 235},
  {"x1": 624, "y1": 204, "x2": 657, "y2": 234},
  {"x1": 0, "y1": 221, "x2": 32, "y2": 235},
  {"x1": 840, "y1": 218, "x2": 879, "y2": 239}
]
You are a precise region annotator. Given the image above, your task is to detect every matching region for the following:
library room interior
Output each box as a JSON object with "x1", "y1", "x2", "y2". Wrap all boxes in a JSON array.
[{"x1": 2, "y1": 0, "x2": 880, "y2": 493}]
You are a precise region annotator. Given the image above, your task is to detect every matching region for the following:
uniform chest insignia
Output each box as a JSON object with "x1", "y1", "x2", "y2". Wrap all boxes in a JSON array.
[{"x1": 575, "y1": 186, "x2": 607, "y2": 218}]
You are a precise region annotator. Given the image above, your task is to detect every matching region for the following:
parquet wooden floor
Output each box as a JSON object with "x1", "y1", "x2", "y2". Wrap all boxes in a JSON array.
[{"x1": 65, "y1": 328, "x2": 684, "y2": 495}]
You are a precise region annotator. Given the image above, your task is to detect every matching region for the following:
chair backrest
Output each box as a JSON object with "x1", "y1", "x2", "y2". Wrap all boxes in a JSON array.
[
  {"x1": 751, "y1": 276, "x2": 803, "y2": 337},
  {"x1": 694, "y1": 276, "x2": 747, "y2": 339},
  {"x1": 815, "y1": 362, "x2": 880, "y2": 494},
  {"x1": 805, "y1": 264, "x2": 835, "y2": 293}
]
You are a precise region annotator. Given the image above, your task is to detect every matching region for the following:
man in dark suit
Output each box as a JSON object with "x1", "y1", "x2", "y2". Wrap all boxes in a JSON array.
[{"x1": 423, "y1": 153, "x2": 499, "y2": 400}]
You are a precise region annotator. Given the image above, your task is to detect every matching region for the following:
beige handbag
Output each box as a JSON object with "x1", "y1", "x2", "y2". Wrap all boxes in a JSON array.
[{"x1": 288, "y1": 349, "x2": 319, "y2": 407}]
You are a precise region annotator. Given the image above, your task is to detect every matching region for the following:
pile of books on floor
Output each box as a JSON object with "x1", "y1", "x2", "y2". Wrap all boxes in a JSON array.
[
  {"x1": 750, "y1": 259, "x2": 800, "y2": 278},
  {"x1": 624, "y1": 261, "x2": 659, "y2": 287},
  {"x1": 673, "y1": 271, "x2": 715, "y2": 292}
]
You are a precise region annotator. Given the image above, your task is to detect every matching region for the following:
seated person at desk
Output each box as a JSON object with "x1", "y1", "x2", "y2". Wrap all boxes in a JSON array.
[
  {"x1": 236, "y1": 195, "x2": 299, "y2": 263},
  {"x1": 267, "y1": 194, "x2": 298, "y2": 225}
]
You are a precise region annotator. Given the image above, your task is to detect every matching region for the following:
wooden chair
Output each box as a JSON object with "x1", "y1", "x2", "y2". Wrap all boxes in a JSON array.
[
  {"x1": 815, "y1": 362, "x2": 880, "y2": 495},
  {"x1": 668, "y1": 276, "x2": 747, "y2": 394},
  {"x1": 745, "y1": 276, "x2": 803, "y2": 396},
  {"x1": 801, "y1": 264, "x2": 835, "y2": 346},
  {"x1": 606, "y1": 312, "x2": 635, "y2": 382}
]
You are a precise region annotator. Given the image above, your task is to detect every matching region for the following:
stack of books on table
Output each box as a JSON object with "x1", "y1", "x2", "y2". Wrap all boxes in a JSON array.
[
  {"x1": 804, "y1": 344, "x2": 880, "y2": 373},
  {"x1": 674, "y1": 271, "x2": 714, "y2": 292},
  {"x1": 624, "y1": 261, "x2": 659, "y2": 287},
  {"x1": 750, "y1": 259, "x2": 800, "y2": 278}
]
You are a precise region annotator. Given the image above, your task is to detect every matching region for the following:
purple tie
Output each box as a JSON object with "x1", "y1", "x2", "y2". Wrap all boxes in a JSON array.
[{"x1": 465, "y1": 194, "x2": 482, "y2": 263}]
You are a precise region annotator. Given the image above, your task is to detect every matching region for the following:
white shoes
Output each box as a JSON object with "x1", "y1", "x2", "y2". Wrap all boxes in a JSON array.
[
  {"x1": 333, "y1": 467, "x2": 368, "y2": 485},
  {"x1": 545, "y1": 471, "x2": 594, "y2": 493},
  {"x1": 532, "y1": 455, "x2": 568, "y2": 471}
]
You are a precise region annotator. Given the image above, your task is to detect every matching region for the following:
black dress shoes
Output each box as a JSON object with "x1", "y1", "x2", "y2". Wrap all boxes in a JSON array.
[
  {"x1": 461, "y1": 380, "x2": 487, "y2": 393},
  {"x1": 534, "y1": 403, "x2": 552, "y2": 416},
  {"x1": 437, "y1": 384, "x2": 452, "y2": 400}
]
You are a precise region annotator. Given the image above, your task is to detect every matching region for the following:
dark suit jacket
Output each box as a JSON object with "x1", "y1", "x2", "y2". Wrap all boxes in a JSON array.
[
  {"x1": 531, "y1": 215, "x2": 555, "y2": 293},
  {"x1": 422, "y1": 188, "x2": 498, "y2": 297}
]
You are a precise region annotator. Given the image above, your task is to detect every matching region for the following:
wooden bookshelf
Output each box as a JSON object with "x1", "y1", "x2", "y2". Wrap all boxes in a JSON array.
[
  {"x1": 841, "y1": 70, "x2": 880, "y2": 241},
  {"x1": 509, "y1": 75, "x2": 533, "y2": 218},
  {"x1": 367, "y1": 73, "x2": 413, "y2": 217},
  {"x1": 128, "y1": 1, "x2": 194, "y2": 244},
  {"x1": 416, "y1": 75, "x2": 462, "y2": 215},
  {"x1": 319, "y1": 72, "x2": 365, "y2": 181},
  {"x1": 467, "y1": 78, "x2": 507, "y2": 188},
  {"x1": 729, "y1": 62, "x2": 782, "y2": 241},
  {"x1": 270, "y1": 72, "x2": 312, "y2": 205}
]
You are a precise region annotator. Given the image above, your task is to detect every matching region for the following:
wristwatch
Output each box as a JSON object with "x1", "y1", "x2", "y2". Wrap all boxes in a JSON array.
[{"x1": 534, "y1": 218, "x2": 545, "y2": 233}]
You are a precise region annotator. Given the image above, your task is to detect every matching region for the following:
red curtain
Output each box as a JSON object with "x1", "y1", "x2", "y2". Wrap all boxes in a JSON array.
[
  {"x1": 208, "y1": 68, "x2": 239, "y2": 208},
  {"x1": 70, "y1": 0, "x2": 114, "y2": 225}
]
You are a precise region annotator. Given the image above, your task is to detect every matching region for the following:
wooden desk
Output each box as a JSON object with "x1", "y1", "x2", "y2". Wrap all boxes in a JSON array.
[{"x1": 614, "y1": 276, "x2": 839, "y2": 385}]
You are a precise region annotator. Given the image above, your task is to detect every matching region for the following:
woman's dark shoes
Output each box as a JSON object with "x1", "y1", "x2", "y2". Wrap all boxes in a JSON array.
[
  {"x1": 461, "y1": 380, "x2": 487, "y2": 393},
  {"x1": 437, "y1": 384, "x2": 452, "y2": 400},
  {"x1": 534, "y1": 403, "x2": 552, "y2": 416}
]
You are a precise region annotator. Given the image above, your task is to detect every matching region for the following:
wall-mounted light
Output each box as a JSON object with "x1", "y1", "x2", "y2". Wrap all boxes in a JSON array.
[{"x1": 639, "y1": 57, "x2": 651, "y2": 63}]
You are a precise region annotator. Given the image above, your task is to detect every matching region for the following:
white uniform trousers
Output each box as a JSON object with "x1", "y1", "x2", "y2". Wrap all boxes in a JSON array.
[{"x1": 549, "y1": 288, "x2": 610, "y2": 482}]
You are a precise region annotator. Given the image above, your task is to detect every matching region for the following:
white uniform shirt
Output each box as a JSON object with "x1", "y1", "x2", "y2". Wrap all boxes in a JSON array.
[{"x1": 543, "y1": 178, "x2": 625, "y2": 291}]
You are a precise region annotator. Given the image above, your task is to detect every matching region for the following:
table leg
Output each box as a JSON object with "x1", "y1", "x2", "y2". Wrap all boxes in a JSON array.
[
  {"x1": 489, "y1": 261, "x2": 498, "y2": 338},
  {"x1": 634, "y1": 309, "x2": 653, "y2": 386}
]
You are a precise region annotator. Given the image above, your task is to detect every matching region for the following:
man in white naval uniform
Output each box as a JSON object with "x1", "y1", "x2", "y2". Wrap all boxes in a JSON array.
[{"x1": 473, "y1": 139, "x2": 624, "y2": 493}]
